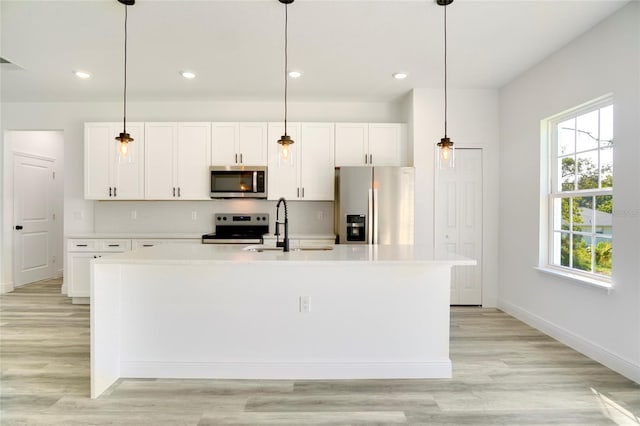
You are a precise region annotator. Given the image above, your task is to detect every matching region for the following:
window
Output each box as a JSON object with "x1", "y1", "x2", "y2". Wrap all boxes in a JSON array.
[{"x1": 547, "y1": 98, "x2": 613, "y2": 281}]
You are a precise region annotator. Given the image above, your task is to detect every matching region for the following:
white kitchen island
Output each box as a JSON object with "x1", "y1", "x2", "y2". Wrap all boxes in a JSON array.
[{"x1": 90, "y1": 243, "x2": 474, "y2": 398}]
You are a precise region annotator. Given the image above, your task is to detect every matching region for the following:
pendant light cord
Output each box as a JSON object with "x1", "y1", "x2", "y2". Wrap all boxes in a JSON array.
[
  {"x1": 123, "y1": 4, "x2": 129, "y2": 134},
  {"x1": 283, "y1": 3, "x2": 289, "y2": 137},
  {"x1": 443, "y1": 2, "x2": 448, "y2": 138}
]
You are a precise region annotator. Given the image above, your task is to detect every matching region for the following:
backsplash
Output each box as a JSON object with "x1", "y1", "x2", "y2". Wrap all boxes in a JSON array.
[{"x1": 93, "y1": 200, "x2": 334, "y2": 235}]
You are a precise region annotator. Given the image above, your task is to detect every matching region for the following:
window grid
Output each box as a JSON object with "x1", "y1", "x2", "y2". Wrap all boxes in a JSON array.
[{"x1": 548, "y1": 98, "x2": 613, "y2": 280}]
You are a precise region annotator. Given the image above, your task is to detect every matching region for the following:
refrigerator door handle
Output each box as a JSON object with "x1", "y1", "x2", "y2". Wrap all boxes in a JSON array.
[
  {"x1": 373, "y1": 188, "x2": 379, "y2": 244},
  {"x1": 368, "y1": 188, "x2": 374, "y2": 244}
]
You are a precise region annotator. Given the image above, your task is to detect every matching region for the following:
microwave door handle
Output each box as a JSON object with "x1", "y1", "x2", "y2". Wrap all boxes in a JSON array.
[{"x1": 253, "y1": 171, "x2": 257, "y2": 193}]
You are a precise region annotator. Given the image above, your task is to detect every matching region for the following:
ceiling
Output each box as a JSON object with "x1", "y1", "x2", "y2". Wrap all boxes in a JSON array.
[{"x1": 0, "y1": 0, "x2": 631, "y2": 103}]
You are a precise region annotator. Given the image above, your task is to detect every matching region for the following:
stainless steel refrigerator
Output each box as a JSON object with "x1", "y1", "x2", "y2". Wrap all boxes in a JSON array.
[{"x1": 335, "y1": 166, "x2": 414, "y2": 244}]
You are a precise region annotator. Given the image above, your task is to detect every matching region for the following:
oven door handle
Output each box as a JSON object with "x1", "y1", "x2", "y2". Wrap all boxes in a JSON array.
[{"x1": 253, "y1": 171, "x2": 258, "y2": 193}]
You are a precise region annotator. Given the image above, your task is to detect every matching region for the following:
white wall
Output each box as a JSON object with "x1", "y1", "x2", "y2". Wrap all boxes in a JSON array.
[
  {"x1": 410, "y1": 88, "x2": 500, "y2": 308},
  {"x1": 0, "y1": 99, "x2": 404, "y2": 287},
  {"x1": 2, "y1": 131, "x2": 65, "y2": 291},
  {"x1": 498, "y1": 2, "x2": 640, "y2": 382}
]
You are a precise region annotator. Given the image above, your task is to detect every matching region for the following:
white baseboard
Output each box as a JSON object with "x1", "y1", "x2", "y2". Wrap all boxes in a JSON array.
[
  {"x1": 120, "y1": 361, "x2": 453, "y2": 380},
  {"x1": 0, "y1": 281, "x2": 14, "y2": 294},
  {"x1": 499, "y1": 299, "x2": 640, "y2": 384}
]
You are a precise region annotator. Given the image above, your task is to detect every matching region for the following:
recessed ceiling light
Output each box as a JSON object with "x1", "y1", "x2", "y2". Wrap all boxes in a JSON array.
[
  {"x1": 288, "y1": 70, "x2": 302, "y2": 78},
  {"x1": 74, "y1": 70, "x2": 91, "y2": 79},
  {"x1": 181, "y1": 71, "x2": 196, "y2": 79},
  {"x1": 393, "y1": 72, "x2": 408, "y2": 80}
]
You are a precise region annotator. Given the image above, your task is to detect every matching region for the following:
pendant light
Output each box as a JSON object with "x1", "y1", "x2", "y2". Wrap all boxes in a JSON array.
[
  {"x1": 277, "y1": 0, "x2": 295, "y2": 162},
  {"x1": 436, "y1": 0, "x2": 455, "y2": 169},
  {"x1": 115, "y1": 0, "x2": 135, "y2": 160}
]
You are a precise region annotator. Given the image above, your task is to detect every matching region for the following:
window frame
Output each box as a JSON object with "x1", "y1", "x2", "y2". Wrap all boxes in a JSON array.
[{"x1": 544, "y1": 96, "x2": 613, "y2": 284}]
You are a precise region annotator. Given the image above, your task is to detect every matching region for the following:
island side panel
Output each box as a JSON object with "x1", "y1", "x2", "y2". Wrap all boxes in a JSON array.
[
  {"x1": 111, "y1": 261, "x2": 452, "y2": 381},
  {"x1": 90, "y1": 263, "x2": 122, "y2": 399}
]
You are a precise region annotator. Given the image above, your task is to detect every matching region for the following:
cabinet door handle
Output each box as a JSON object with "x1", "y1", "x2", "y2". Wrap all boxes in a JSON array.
[
  {"x1": 235, "y1": 153, "x2": 238, "y2": 164},
  {"x1": 178, "y1": 187, "x2": 181, "y2": 197},
  {"x1": 108, "y1": 244, "x2": 120, "y2": 247},
  {"x1": 364, "y1": 154, "x2": 368, "y2": 164},
  {"x1": 114, "y1": 187, "x2": 117, "y2": 197},
  {"x1": 369, "y1": 154, "x2": 373, "y2": 164},
  {"x1": 302, "y1": 187, "x2": 305, "y2": 198},
  {"x1": 15, "y1": 225, "x2": 24, "y2": 230},
  {"x1": 76, "y1": 244, "x2": 88, "y2": 247},
  {"x1": 173, "y1": 187, "x2": 176, "y2": 197},
  {"x1": 142, "y1": 244, "x2": 154, "y2": 247},
  {"x1": 109, "y1": 187, "x2": 112, "y2": 197},
  {"x1": 297, "y1": 187, "x2": 300, "y2": 198},
  {"x1": 240, "y1": 153, "x2": 243, "y2": 164}
]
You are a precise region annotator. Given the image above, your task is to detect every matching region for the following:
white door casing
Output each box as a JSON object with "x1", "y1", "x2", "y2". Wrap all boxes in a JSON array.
[
  {"x1": 435, "y1": 148, "x2": 483, "y2": 305},
  {"x1": 13, "y1": 153, "x2": 56, "y2": 286}
]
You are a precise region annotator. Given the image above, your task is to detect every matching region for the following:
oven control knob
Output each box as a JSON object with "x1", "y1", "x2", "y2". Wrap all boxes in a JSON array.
[{"x1": 217, "y1": 216, "x2": 221, "y2": 221}]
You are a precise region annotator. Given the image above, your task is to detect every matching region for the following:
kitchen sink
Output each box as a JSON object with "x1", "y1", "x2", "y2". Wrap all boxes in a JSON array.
[{"x1": 243, "y1": 245, "x2": 334, "y2": 252}]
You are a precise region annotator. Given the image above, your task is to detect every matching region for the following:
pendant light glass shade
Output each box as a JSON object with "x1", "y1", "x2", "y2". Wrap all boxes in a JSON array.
[
  {"x1": 436, "y1": 0, "x2": 454, "y2": 169},
  {"x1": 278, "y1": 134, "x2": 294, "y2": 161},
  {"x1": 277, "y1": 0, "x2": 295, "y2": 163},
  {"x1": 437, "y1": 137, "x2": 454, "y2": 169},
  {"x1": 116, "y1": 0, "x2": 134, "y2": 161},
  {"x1": 116, "y1": 132, "x2": 134, "y2": 159}
]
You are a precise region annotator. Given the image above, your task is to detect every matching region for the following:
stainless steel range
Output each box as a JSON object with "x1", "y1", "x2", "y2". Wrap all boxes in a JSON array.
[{"x1": 201, "y1": 213, "x2": 269, "y2": 244}]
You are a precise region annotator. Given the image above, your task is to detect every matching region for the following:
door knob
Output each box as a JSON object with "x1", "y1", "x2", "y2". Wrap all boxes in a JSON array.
[{"x1": 15, "y1": 225, "x2": 23, "y2": 230}]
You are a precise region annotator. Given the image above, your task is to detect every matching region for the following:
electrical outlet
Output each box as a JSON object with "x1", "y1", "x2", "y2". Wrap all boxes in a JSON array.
[
  {"x1": 130, "y1": 210, "x2": 137, "y2": 220},
  {"x1": 191, "y1": 211, "x2": 198, "y2": 221},
  {"x1": 300, "y1": 296, "x2": 311, "y2": 313},
  {"x1": 317, "y1": 210, "x2": 324, "y2": 221}
]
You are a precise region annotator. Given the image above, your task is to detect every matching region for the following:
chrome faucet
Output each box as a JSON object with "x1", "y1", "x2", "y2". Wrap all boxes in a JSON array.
[{"x1": 275, "y1": 197, "x2": 290, "y2": 252}]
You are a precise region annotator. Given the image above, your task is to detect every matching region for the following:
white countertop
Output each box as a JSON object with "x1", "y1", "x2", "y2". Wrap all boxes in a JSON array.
[
  {"x1": 66, "y1": 233, "x2": 202, "y2": 239},
  {"x1": 93, "y1": 243, "x2": 476, "y2": 266},
  {"x1": 262, "y1": 233, "x2": 335, "y2": 240},
  {"x1": 66, "y1": 232, "x2": 335, "y2": 240}
]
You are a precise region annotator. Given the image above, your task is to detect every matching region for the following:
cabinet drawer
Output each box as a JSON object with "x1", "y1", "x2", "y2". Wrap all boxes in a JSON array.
[
  {"x1": 298, "y1": 238, "x2": 335, "y2": 247},
  {"x1": 98, "y1": 239, "x2": 132, "y2": 252},
  {"x1": 132, "y1": 239, "x2": 165, "y2": 250},
  {"x1": 67, "y1": 239, "x2": 100, "y2": 251}
]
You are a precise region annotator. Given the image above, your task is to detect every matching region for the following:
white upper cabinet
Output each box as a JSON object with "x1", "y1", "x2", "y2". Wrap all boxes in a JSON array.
[
  {"x1": 267, "y1": 122, "x2": 300, "y2": 200},
  {"x1": 145, "y1": 122, "x2": 211, "y2": 200},
  {"x1": 85, "y1": 122, "x2": 145, "y2": 200},
  {"x1": 267, "y1": 122, "x2": 335, "y2": 201},
  {"x1": 211, "y1": 122, "x2": 267, "y2": 166},
  {"x1": 176, "y1": 122, "x2": 212, "y2": 199},
  {"x1": 299, "y1": 122, "x2": 335, "y2": 200},
  {"x1": 335, "y1": 123, "x2": 406, "y2": 166}
]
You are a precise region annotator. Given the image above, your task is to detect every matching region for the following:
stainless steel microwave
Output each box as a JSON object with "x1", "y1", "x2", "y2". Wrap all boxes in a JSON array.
[{"x1": 209, "y1": 166, "x2": 267, "y2": 199}]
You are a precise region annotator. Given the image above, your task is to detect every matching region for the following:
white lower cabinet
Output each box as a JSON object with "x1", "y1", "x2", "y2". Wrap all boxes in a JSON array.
[
  {"x1": 66, "y1": 238, "x2": 198, "y2": 303},
  {"x1": 66, "y1": 239, "x2": 130, "y2": 304}
]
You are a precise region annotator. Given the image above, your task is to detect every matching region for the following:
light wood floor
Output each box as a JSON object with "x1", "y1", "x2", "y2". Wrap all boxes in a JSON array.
[{"x1": 1, "y1": 278, "x2": 638, "y2": 425}]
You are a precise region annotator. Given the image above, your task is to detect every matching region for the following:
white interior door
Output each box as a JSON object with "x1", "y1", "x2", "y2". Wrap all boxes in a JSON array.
[
  {"x1": 435, "y1": 148, "x2": 483, "y2": 305},
  {"x1": 13, "y1": 154, "x2": 56, "y2": 286}
]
